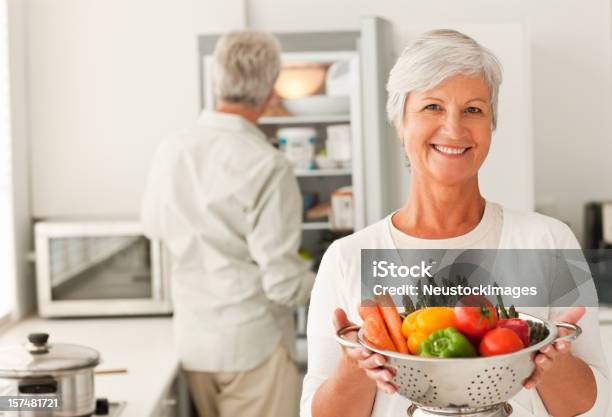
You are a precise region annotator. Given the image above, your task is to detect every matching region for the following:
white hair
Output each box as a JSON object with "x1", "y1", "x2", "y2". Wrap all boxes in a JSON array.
[
  {"x1": 212, "y1": 30, "x2": 281, "y2": 107},
  {"x1": 386, "y1": 29, "x2": 503, "y2": 130}
]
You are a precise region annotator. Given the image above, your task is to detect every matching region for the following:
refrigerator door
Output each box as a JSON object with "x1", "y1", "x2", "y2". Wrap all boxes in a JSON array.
[{"x1": 359, "y1": 16, "x2": 395, "y2": 226}]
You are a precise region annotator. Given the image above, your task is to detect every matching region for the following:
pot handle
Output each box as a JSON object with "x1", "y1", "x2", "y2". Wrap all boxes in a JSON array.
[
  {"x1": 553, "y1": 322, "x2": 582, "y2": 343},
  {"x1": 335, "y1": 324, "x2": 364, "y2": 350}
]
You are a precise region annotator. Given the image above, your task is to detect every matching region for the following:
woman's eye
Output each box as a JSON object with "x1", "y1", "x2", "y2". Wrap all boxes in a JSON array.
[
  {"x1": 424, "y1": 104, "x2": 442, "y2": 111},
  {"x1": 465, "y1": 107, "x2": 482, "y2": 114}
]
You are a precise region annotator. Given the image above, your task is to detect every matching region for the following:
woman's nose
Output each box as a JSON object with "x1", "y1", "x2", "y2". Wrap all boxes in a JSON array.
[{"x1": 441, "y1": 110, "x2": 468, "y2": 141}]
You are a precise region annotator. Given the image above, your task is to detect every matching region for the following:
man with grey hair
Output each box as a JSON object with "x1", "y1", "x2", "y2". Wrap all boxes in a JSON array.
[{"x1": 141, "y1": 30, "x2": 314, "y2": 417}]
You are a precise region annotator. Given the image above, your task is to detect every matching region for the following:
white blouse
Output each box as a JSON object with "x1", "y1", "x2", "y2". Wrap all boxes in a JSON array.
[{"x1": 300, "y1": 205, "x2": 610, "y2": 417}]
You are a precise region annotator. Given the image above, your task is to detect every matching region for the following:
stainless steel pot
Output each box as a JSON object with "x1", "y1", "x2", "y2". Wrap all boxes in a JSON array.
[{"x1": 0, "y1": 333, "x2": 100, "y2": 417}]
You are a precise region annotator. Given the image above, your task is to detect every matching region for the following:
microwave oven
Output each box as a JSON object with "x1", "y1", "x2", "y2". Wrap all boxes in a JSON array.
[{"x1": 34, "y1": 221, "x2": 173, "y2": 317}]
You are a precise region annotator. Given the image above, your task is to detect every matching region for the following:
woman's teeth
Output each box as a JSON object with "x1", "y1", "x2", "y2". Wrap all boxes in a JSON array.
[{"x1": 433, "y1": 144, "x2": 468, "y2": 155}]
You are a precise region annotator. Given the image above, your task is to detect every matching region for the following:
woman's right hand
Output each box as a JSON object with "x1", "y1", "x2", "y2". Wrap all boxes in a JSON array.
[{"x1": 333, "y1": 308, "x2": 398, "y2": 394}]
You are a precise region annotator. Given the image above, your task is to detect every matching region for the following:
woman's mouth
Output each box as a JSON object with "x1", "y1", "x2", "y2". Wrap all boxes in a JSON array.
[{"x1": 431, "y1": 144, "x2": 471, "y2": 156}]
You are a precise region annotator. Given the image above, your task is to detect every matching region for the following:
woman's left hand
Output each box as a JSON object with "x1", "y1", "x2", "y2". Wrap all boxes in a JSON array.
[{"x1": 523, "y1": 306, "x2": 585, "y2": 389}]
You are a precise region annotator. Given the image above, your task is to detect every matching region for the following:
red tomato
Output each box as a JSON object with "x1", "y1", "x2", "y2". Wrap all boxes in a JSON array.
[
  {"x1": 454, "y1": 295, "x2": 498, "y2": 341},
  {"x1": 479, "y1": 327, "x2": 525, "y2": 357},
  {"x1": 497, "y1": 318, "x2": 530, "y2": 347}
]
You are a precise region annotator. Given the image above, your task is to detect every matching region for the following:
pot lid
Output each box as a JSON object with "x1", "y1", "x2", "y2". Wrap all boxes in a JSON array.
[{"x1": 0, "y1": 333, "x2": 100, "y2": 377}]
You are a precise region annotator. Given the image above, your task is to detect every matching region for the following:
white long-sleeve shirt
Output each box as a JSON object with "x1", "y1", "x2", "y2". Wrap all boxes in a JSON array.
[
  {"x1": 141, "y1": 110, "x2": 315, "y2": 372},
  {"x1": 301, "y1": 204, "x2": 610, "y2": 417}
]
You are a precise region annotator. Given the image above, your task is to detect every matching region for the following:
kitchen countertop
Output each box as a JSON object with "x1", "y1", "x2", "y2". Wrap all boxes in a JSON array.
[
  {"x1": 0, "y1": 316, "x2": 178, "y2": 417},
  {"x1": 0, "y1": 316, "x2": 310, "y2": 417}
]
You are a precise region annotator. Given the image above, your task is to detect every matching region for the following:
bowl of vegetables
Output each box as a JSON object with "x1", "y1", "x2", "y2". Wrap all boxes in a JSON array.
[{"x1": 335, "y1": 295, "x2": 581, "y2": 413}]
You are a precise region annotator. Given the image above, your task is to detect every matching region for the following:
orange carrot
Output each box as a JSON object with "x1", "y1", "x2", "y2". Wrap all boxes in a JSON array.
[
  {"x1": 359, "y1": 299, "x2": 396, "y2": 352},
  {"x1": 363, "y1": 316, "x2": 396, "y2": 352},
  {"x1": 378, "y1": 306, "x2": 409, "y2": 353},
  {"x1": 358, "y1": 298, "x2": 380, "y2": 321},
  {"x1": 375, "y1": 294, "x2": 409, "y2": 354}
]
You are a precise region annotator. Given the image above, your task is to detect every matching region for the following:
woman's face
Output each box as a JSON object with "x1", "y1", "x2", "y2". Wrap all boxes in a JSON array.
[{"x1": 400, "y1": 74, "x2": 493, "y2": 186}]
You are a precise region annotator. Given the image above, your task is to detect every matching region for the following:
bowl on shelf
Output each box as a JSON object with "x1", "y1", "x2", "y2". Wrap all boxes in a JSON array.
[{"x1": 282, "y1": 95, "x2": 350, "y2": 116}]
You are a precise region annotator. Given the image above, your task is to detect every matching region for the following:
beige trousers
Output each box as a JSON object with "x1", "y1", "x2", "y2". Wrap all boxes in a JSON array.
[{"x1": 184, "y1": 344, "x2": 299, "y2": 417}]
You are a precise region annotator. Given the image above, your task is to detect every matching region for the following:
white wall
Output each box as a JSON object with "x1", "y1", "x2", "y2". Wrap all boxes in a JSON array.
[
  {"x1": 529, "y1": 1, "x2": 612, "y2": 242},
  {"x1": 27, "y1": 0, "x2": 245, "y2": 218},
  {"x1": 25, "y1": 0, "x2": 612, "y2": 243}
]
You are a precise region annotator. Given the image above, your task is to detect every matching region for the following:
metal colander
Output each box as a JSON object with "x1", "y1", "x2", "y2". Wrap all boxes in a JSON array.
[{"x1": 336, "y1": 312, "x2": 580, "y2": 414}]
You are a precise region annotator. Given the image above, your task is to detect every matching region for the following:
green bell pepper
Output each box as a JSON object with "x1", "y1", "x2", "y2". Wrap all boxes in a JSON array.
[{"x1": 418, "y1": 327, "x2": 477, "y2": 358}]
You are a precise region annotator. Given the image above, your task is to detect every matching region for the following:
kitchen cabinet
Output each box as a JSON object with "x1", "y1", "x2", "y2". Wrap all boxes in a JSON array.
[{"x1": 151, "y1": 372, "x2": 191, "y2": 417}]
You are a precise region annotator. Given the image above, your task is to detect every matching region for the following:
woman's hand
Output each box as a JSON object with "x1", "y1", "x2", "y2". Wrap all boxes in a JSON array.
[
  {"x1": 523, "y1": 306, "x2": 585, "y2": 389},
  {"x1": 333, "y1": 308, "x2": 398, "y2": 394}
]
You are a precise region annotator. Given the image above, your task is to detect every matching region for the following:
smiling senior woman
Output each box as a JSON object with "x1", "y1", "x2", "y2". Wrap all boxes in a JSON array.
[{"x1": 300, "y1": 30, "x2": 610, "y2": 417}]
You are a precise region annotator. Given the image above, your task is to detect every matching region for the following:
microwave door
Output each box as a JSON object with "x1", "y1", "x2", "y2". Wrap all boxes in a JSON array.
[
  {"x1": 35, "y1": 221, "x2": 172, "y2": 317},
  {"x1": 46, "y1": 236, "x2": 153, "y2": 302}
]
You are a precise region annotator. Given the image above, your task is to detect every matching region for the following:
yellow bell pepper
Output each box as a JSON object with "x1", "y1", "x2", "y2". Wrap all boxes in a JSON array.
[{"x1": 401, "y1": 307, "x2": 456, "y2": 354}]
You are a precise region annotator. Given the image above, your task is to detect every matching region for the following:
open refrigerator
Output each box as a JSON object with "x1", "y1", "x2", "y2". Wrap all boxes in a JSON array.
[{"x1": 198, "y1": 17, "x2": 393, "y2": 342}]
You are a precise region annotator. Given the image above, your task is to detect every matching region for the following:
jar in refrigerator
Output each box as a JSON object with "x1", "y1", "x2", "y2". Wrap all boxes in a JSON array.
[
  {"x1": 326, "y1": 124, "x2": 351, "y2": 167},
  {"x1": 330, "y1": 186, "x2": 354, "y2": 231},
  {"x1": 277, "y1": 127, "x2": 317, "y2": 170}
]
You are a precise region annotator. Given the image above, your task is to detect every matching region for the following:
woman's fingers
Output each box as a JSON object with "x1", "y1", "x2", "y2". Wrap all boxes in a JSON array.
[
  {"x1": 333, "y1": 308, "x2": 379, "y2": 369},
  {"x1": 332, "y1": 306, "x2": 397, "y2": 395},
  {"x1": 358, "y1": 353, "x2": 399, "y2": 395},
  {"x1": 376, "y1": 380, "x2": 398, "y2": 394},
  {"x1": 524, "y1": 351, "x2": 554, "y2": 389},
  {"x1": 357, "y1": 353, "x2": 387, "y2": 370},
  {"x1": 333, "y1": 308, "x2": 351, "y2": 331},
  {"x1": 524, "y1": 339, "x2": 574, "y2": 389},
  {"x1": 554, "y1": 340, "x2": 571, "y2": 353},
  {"x1": 365, "y1": 367, "x2": 395, "y2": 384},
  {"x1": 333, "y1": 307, "x2": 364, "y2": 354},
  {"x1": 523, "y1": 366, "x2": 543, "y2": 389},
  {"x1": 534, "y1": 353, "x2": 553, "y2": 371},
  {"x1": 537, "y1": 339, "x2": 572, "y2": 363},
  {"x1": 345, "y1": 347, "x2": 372, "y2": 361},
  {"x1": 539, "y1": 344, "x2": 560, "y2": 361}
]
